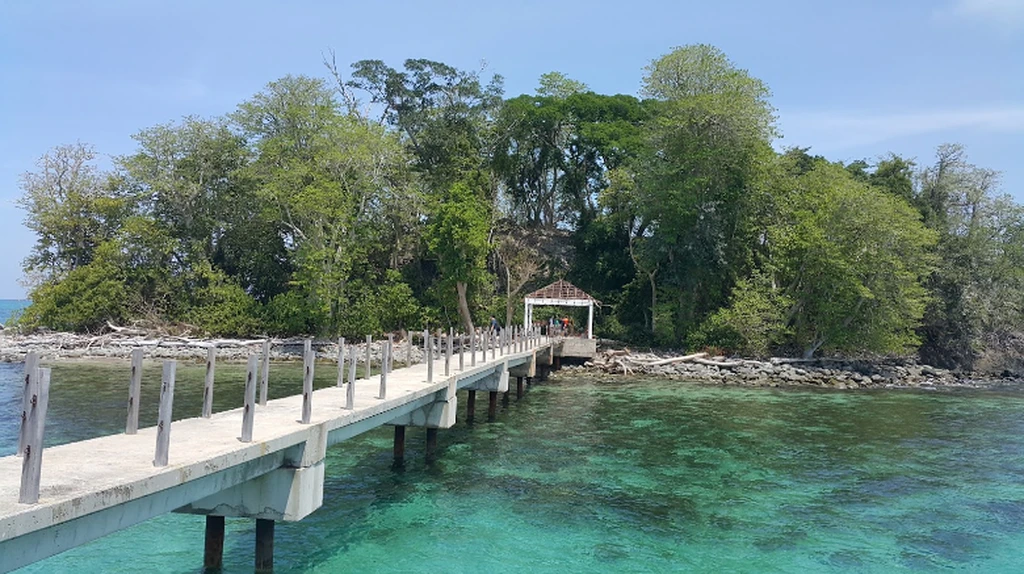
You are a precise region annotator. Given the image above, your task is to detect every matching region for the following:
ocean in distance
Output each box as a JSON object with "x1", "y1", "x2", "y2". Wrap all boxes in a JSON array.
[
  {"x1": 0, "y1": 299, "x2": 28, "y2": 326},
  {"x1": 2, "y1": 358, "x2": 1024, "y2": 572}
]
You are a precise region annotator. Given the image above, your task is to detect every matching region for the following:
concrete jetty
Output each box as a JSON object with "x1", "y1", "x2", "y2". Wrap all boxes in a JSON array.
[{"x1": 0, "y1": 331, "x2": 592, "y2": 572}]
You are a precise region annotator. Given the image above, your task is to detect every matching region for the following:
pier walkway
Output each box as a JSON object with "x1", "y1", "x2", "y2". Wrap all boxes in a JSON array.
[{"x1": 0, "y1": 331, "x2": 575, "y2": 572}]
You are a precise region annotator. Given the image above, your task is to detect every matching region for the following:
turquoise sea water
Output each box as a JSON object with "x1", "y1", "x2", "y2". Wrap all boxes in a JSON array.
[
  {"x1": 0, "y1": 299, "x2": 28, "y2": 326},
  {"x1": 3, "y1": 360, "x2": 1024, "y2": 572}
]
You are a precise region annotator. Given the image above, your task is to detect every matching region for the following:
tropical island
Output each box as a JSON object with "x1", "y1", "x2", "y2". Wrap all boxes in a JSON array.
[{"x1": 6, "y1": 45, "x2": 1023, "y2": 382}]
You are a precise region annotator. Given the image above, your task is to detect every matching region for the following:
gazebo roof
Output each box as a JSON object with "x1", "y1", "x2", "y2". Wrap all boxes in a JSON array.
[{"x1": 525, "y1": 280, "x2": 601, "y2": 305}]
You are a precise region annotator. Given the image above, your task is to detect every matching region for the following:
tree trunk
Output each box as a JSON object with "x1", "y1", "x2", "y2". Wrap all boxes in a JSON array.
[{"x1": 456, "y1": 281, "x2": 474, "y2": 333}]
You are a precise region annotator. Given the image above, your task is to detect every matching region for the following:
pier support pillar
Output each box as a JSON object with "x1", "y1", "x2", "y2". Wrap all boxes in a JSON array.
[
  {"x1": 517, "y1": 377, "x2": 524, "y2": 399},
  {"x1": 425, "y1": 428, "x2": 438, "y2": 462},
  {"x1": 203, "y1": 515, "x2": 224, "y2": 572},
  {"x1": 488, "y1": 391, "x2": 498, "y2": 421},
  {"x1": 393, "y1": 425, "x2": 406, "y2": 465},
  {"x1": 466, "y1": 390, "x2": 476, "y2": 423},
  {"x1": 255, "y1": 518, "x2": 274, "y2": 573}
]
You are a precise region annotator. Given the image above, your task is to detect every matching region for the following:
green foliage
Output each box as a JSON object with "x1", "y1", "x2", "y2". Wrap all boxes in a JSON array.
[
  {"x1": 14, "y1": 48, "x2": 1023, "y2": 369},
  {"x1": 16, "y1": 256, "x2": 128, "y2": 332},
  {"x1": 182, "y1": 263, "x2": 260, "y2": 336},
  {"x1": 770, "y1": 163, "x2": 937, "y2": 357},
  {"x1": 690, "y1": 273, "x2": 791, "y2": 357}
]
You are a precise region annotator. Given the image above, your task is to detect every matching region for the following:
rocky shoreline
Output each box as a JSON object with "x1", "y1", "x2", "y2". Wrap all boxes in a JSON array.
[{"x1": 566, "y1": 347, "x2": 1022, "y2": 390}]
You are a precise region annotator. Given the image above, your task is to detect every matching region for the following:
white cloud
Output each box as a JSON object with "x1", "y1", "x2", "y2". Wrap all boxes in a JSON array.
[
  {"x1": 779, "y1": 105, "x2": 1024, "y2": 150},
  {"x1": 941, "y1": 0, "x2": 1024, "y2": 27}
]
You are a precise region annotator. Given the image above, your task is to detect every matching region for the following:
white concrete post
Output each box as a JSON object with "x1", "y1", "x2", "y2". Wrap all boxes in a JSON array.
[
  {"x1": 365, "y1": 335, "x2": 372, "y2": 380},
  {"x1": 259, "y1": 340, "x2": 270, "y2": 406},
  {"x1": 336, "y1": 337, "x2": 346, "y2": 388},
  {"x1": 18, "y1": 351, "x2": 40, "y2": 456},
  {"x1": 346, "y1": 346, "x2": 356, "y2": 410},
  {"x1": 241, "y1": 354, "x2": 258, "y2": 442},
  {"x1": 445, "y1": 328, "x2": 452, "y2": 376},
  {"x1": 406, "y1": 331, "x2": 413, "y2": 367},
  {"x1": 127, "y1": 348, "x2": 144, "y2": 432},
  {"x1": 378, "y1": 338, "x2": 388, "y2": 399},
  {"x1": 19, "y1": 366, "x2": 50, "y2": 504},
  {"x1": 302, "y1": 340, "x2": 314, "y2": 424},
  {"x1": 471, "y1": 329, "x2": 477, "y2": 366},
  {"x1": 154, "y1": 360, "x2": 176, "y2": 467},
  {"x1": 587, "y1": 302, "x2": 594, "y2": 340},
  {"x1": 427, "y1": 335, "x2": 434, "y2": 384},
  {"x1": 459, "y1": 332, "x2": 465, "y2": 371},
  {"x1": 422, "y1": 330, "x2": 428, "y2": 363},
  {"x1": 202, "y1": 347, "x2": 215, "y2": 419}
]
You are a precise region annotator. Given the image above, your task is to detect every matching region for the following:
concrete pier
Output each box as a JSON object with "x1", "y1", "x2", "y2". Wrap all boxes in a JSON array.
[{"x1": 0, "y1": 335, "x2": 565, "y2": 573}]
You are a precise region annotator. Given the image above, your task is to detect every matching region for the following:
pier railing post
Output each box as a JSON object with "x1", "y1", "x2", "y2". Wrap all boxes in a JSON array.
[
  {"x1": 407, "y1": 331, "x2": 413, "y2": 367},
  {"x1": 154, "y1": 360, "x2": 177, "y2": 467},
  {"x1": 19, "y1": 366, "x2": 50, "y2": 504},
  {"x1": 445, "y1": 328, "x2": 452, "y2": 376},
  {"x1": 427, "y1": 335, "x2": 434, "y2": 384},
  {"x1": 378, "y1": 338, "x2": 388, "y2": 399},
  {"x1": 301, "y1": 340, "x2": 314, "y2": 424},
  {"x1": 422, "y1": 329, "x2": 428, "y2": 363},
  {"x1": 471, "y1": 329, "x2": 477, "y2": 366},
  {"x1": 202, "y1": 346, "x2": 215, "y2": 419},
  {"x1": 459, "y1": 332, "x2": 465, "y2": 371},
  {"x1": 387, "y1": 334, "x2": 394, "y2": 373},
  {"x1": 259, "y1": 340, "x2": 270, "y2": 406},
  {"x1": 241, "y1": 354, "x2": 258, "y2": 442},
  {"x1": 365, "y1": 335, "x2": 372, "y2": 380},
  {"x1": 127, "y1": 348, "x2": 144, "y2": 432},
  {"x1": 336, "y1": 337, "x2": 346, "y2": 388},
  {"x1": 346, "y1": 346, "x2": 356, "y2": 409},
  {"x1": 18, "y1": 351, "x2": 40, "y2": 456}
]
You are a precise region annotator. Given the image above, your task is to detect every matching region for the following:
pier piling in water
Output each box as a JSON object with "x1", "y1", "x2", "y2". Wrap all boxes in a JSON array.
[
  {"x1": 254, "y1": 519, "x2": 274, "y2": 573},
  {"x1": 393, "y1": 425, "x2": 406, "y2": 464},
  {"x1": 488, "y1": 391, "x2": 498, "y2": 421},
  {"x1": 203, "y1": 515, "x2": 224, "y2": 571},
  {"x1": 425, "y1": 428, "x2": 438, "y2": 462}
]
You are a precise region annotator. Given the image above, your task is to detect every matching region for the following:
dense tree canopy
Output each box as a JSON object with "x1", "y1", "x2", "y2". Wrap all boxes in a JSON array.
[{"x1": 14, "y1": 45, "x2": 1024, "y2": 373}]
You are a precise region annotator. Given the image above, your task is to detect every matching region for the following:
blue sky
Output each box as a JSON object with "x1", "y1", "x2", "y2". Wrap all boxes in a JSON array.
[{"x1": 1, "y1": 0, "x2": 1022, "y2": 298}]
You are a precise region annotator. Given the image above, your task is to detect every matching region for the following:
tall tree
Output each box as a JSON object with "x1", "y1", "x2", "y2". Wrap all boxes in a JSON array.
[
  {"x1": 18, "y1": 143, "x2": 129, "y2": 282},
  {"x1": 628, "y1": 44, "x2": 777, "y2": 342}
]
